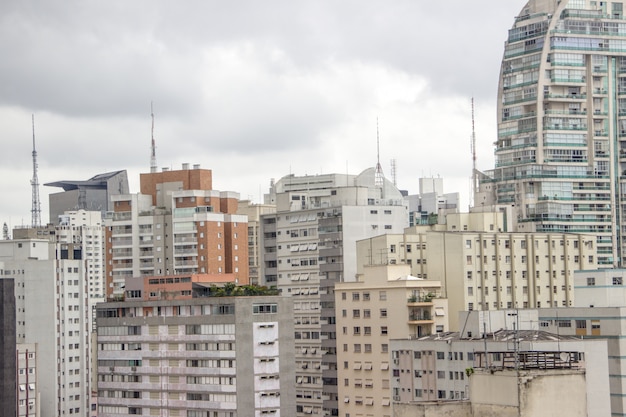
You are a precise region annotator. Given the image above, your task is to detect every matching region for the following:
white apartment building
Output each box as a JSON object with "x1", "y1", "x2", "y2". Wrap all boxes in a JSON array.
[
  {"x1": 334, "y1": 264, "x2": 447, "y2": 417},
  {"x1": 356, "y1": 211, "x2": 597, "y2": 329},
  {"x1": 0, "y1": 238, "x2": 92, "y2": 417},
  {"x1": 391, "y1": 329, "x2": 610, "y2": 417},
  {"x1": 479, "y1": 0, "x2": 626, "y2": 267},
  {"x1": 260, "y1": 168, "x2": 408, "y2": 417},
  {"x1": 96, "y1": 296, "x2": 296, "y2": 416}
]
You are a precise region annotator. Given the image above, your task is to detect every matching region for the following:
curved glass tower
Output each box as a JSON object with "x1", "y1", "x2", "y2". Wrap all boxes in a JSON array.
[{"x1": 484, "y1": 0, "x2": 626, "y2": 267}]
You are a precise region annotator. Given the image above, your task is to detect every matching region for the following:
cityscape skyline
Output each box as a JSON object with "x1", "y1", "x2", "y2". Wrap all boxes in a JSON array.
[{"x1": 0, "y1": 1, "x2": 522, "y2": 226}]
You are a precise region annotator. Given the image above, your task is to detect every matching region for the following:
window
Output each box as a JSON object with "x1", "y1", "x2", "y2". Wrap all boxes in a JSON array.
[
  {"x1": 352, "y1": 292, "x2": 360, "y2": 301},
  {"x1": 379, "y1": 291, "x2": 387, "y2": 301},
  {"x1": 586, "y1": 277, "x2": 595, "y2": 286},
  {"x1": 381, "y1": 326, "x2": 388, "y2": 335},
  {"x1": 353, "y1": 310, "x2": 360, "y2": 318},
  {"x1": 380, "y1": 309, "x2": 387, "y2": 318},
  {"x1": 614, "y1": 277, "x2": 623, "y2": 286}
]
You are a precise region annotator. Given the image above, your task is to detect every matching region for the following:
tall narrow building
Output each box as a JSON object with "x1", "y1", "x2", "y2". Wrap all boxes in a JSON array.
[
  {"x1": 260, "y1": 168, "x2": 408, "y2": 417},
  {"x1": 480, "y1": 0, "x2": 626, "y2": 267}
]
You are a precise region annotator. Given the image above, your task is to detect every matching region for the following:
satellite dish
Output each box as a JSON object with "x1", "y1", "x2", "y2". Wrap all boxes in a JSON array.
[{"x1": 560, "y1": 352, "x2": 570, "y2": 362}]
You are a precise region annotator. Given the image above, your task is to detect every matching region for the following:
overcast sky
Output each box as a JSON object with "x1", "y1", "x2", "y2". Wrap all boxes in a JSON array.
[{"x1": 0, "y1": 0, "x2": 524, "y2": 227}]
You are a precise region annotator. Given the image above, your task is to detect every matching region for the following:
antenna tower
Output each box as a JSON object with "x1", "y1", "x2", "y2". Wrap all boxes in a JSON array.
[
  {"x1": 150, "y1": 102, "x2": 157, "y2": 173},
  {"x1": 470, "y1": 98, "x2": 478, "y2": 208},
  {"x1": 390, "y1": 158, "x2": 397, "y2": 187},
  {"x1": 30, "y1": 114, "x2": 42, "y2": 228},
  {"x1": 374, "y1": 118, "x2": 384, "y2": 188}
]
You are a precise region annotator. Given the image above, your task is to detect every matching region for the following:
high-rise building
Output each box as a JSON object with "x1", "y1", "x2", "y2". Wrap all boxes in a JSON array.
[
  {"x1": 96, "y1": 295, "x2": 296, "y2": 416},
  {"x1": 260, "y1": 168, "x2": 408, "y2": 417},
  {"x1": 1, "y1": 238, "x2": 92, "y2": 417},
  {"x1": 105, "y1": 164, "x2": 248, "y2": 298},
  {"x1": 479, "y1": 0, "x2": 626, "y2": 267}
]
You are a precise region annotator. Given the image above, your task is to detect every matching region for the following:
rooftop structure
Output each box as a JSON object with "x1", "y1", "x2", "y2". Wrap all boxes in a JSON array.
[{"x1": 45, "y1": 170, "x2": 129, "y2": 223}]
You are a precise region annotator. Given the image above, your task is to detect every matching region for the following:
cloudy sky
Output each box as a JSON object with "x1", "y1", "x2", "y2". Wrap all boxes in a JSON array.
[{"x1": 0, "y1": 0, "x2": 524, "y2": 227}]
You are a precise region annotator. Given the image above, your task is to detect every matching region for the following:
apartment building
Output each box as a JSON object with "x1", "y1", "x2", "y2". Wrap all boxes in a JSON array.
[
  {"x1": 237, "y1": 200, "x2": 276, "y2": 285},
  {"x1": 105, "y1": 164, "x2": 248, "y2": 298},
  {"x1": 334, "y1": 264, "x2": 447, "y2": 417},
  {"x1": 390, "y1": 327, "x2": 610, "y2": 417},
  {"x1": 357, "y1": 211, "x2": 597, "y2": 329},
  {"x1": 96, "y1": 295, "x2": 295, "y2": 416},
  {"x1": 478, "y1": 0, "x2": 626, "y2": 267},
  {"x1": 259, "y1": 168, "x2": 408, "y2": 417},
  {"x1": 0, "y1": 238, "x2": 92, "y2": 417}
]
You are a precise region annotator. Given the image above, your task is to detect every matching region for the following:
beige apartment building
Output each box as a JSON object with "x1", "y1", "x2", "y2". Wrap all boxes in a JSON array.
[
  {"x1": 334, "y1": 264, "x2": 447, "y2": 417},
  {"x1": 357, "y1": 212, "x2": 597, "y2": 329}
]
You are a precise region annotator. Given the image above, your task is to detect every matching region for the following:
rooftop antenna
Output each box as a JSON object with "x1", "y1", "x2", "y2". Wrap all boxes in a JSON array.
[
  {"x1": 2, "y1": 223, "x2": 9, "y2": 240},
  {"x1": 150, "y1": 101, "x2": 157, "y2": 173},
  {"x1": 470, "y1": 97, "x2": 478, "y2": 209},
  {"x1": 30, "y1": 114, "x2": 42, "y2": 228},
  {"x1": 374, "y1": 118, "x2": 384, "y2": 188},
  {"x1": 390, "y1": 158, "x2": 397, "y2": 187}
]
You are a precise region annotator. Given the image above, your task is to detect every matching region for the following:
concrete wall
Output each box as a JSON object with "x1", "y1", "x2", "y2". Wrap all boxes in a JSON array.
[
  {"x1": 470, "y1": 369, "x2": 587, "y2": 417},
  {"x1": 394, "y1": 401, "x2": 472, "y2": 417}
]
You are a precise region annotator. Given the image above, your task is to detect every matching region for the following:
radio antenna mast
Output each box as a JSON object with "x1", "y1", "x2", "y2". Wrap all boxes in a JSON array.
[
  {"x1": 150, "y1": 101, "x2": 157, "y2": 173},
  {"x1": 30, "y1": 114, "x2": 42, "y2": 228},
  {"x1": 374, "y1": 118, "x2": 384, "y2": 188},
  {"x1": 470, "y1": 98, "x2": 478, "y2": 209}
]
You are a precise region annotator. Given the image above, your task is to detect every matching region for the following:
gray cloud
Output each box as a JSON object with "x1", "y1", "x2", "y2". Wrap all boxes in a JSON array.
[{"x1": 0, "y1": 0, "x2": 524, "y2": 224}]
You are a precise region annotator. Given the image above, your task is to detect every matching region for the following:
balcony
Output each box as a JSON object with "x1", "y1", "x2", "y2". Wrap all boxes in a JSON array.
[{"x1": 407, "y1": 294, "x2": 435, "y2": 306}]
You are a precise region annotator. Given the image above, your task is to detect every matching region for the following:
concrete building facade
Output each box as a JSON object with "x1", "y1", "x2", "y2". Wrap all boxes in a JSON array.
[
  {"x1": 259, "y1": 168, "x2": 408, "y2": 417},
  {"x1": 357, "y1": 212, "x2": 597, "y2": 329},
  {"x1": 390, "y1": 328, "x2": 610, "y2": 417},
  {"x1": 237, "y1": 200, "x2": 276, "y2": 286},
  {"x1": 0, "y1": 238, "x2": 92, "y2": 417},
  {"x1": 334, "y1": 264, "x2": 447, "y2": 417},
  {"x1": 96, "y1": 296, "x2": 295, "y2": 416},
  {"x1": 17, "y1": 343, "x2": 39, "y2": 417}
]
